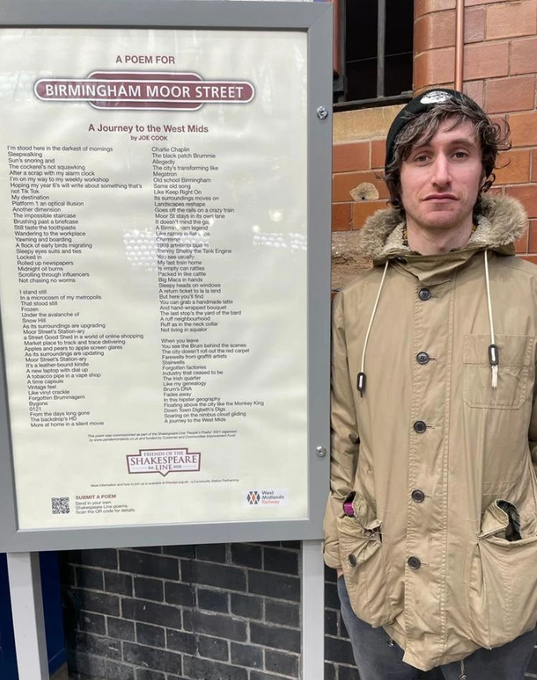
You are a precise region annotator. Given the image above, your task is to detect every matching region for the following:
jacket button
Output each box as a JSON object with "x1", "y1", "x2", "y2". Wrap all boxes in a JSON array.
[
  {"x1": 348, "y1": 554, "x2": 357, "y2": 567},
  {"x1": 418, "y1": 288, "x2": 431, "y2": 301},
  {"x1": 413, "y1": 420, "x2": 427, "y2": 434},
  {"x1": 411, "y1": 489, "x2": 425, "y2": 503},
  {"x1": 408, "y1": 556, "x2": 421, "y2": 570},
  {"x1": 416, "y1": 352, "x2": 430, "y2": 364}
]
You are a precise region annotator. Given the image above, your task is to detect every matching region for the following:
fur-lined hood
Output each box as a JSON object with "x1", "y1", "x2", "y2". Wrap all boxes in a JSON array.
[{"x1": 359, "y1": 194, "x2": 528, "y2": 264}]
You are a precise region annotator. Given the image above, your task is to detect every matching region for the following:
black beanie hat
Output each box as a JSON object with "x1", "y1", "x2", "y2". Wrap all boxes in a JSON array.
[{"x1": 385, "y1": 88, "x2": 485, "y2": 171}]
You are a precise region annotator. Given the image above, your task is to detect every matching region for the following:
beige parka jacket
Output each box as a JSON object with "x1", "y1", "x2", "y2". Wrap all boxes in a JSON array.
[{"x1": 323, "y1": 195, "x2": 537, "y2": 671}]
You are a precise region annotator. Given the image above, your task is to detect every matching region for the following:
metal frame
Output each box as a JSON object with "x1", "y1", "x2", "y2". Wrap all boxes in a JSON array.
[
  {"x1": 0, "y1": 0, "x2": 332, "y2": 553},
  {"x1": 7, "y1": 553, "x2": 49, "y2": 680},
  {"x1": 301, "y1": 540, "x2": 325, "y2": 679},
  {"x1": 332, "y1": 0, "x2": 346, "y2": 101},
  {"x1": 333, "y1": 0, "x2": 414, "y2": 109},
  {"x1": 376, "y1": 0, "x2": 386, "y2": 99}
]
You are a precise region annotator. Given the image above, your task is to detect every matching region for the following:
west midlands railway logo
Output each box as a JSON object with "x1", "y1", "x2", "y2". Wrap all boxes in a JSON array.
[
  {"x1": 244, "y1": 489, "x2": 288, "y2": 508},
  {"x1": 247, "y1": 491, "x2": 260, "y2": 505}
]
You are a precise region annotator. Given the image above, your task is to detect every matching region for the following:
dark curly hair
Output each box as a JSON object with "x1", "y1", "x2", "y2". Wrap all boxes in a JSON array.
[{"x1": 384, "y1": 97, "x2": 511, "y2": 220}]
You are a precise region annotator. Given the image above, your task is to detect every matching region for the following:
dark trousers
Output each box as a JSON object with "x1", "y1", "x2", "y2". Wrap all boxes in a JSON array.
[{"x1": 338, "y1": 576, "x2": 537, "y2": 680}]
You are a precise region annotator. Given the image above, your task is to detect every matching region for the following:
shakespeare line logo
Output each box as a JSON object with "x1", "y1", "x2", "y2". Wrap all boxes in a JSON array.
[
  {"x1": 127, "y1": 447, "x2": 201, "y2": 477},
  {"x1": 34, "y1": 71, "x2": 255, "y2": 111}
]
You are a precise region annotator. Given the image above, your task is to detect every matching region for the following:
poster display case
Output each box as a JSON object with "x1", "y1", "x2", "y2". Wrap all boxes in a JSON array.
[{"x1": 0, "y1": 0, "x2": 332, "y2": 553}]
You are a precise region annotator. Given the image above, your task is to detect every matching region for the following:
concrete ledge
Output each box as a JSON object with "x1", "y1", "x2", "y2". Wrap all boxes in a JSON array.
[{"x1": 333, "y1": 104, "x2": 404, "y2": 144}]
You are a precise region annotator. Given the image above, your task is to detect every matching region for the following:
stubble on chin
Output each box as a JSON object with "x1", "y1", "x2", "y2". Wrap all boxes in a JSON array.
[{"x1": 407, "y1": 203, "x2": 467, "y2": 232}]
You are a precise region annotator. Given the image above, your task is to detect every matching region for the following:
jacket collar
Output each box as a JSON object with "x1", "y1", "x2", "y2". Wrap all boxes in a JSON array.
[{"x1": 359, "y1": 195, "x2": 528, "y2": 266}]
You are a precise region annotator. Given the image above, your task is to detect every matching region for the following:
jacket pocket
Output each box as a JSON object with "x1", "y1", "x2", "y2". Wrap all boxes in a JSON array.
[
  {"x1": 337, "y1": 494, "x2": 395, "y2": 628},
  {"x1": 462, "y1": 334, "x2": 533, "y2": 409},
  {"x1": 468, "y1": 499, "x2": 537, "y2": 649}
]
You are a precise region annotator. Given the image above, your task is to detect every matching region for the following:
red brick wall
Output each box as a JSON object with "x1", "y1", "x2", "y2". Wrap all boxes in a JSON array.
[
  {"x1": 415, "y1": 0, "x2": 537, "y2": 261},
  {"x1": 332, "y1": 138, "x2": 388, "y2": 233},
  {"x1": 333, "y1": 0, "x2": 537, "y2": 266},
  {"x1": 330, "y1": 6, "x2": 537, "y2": 677}
]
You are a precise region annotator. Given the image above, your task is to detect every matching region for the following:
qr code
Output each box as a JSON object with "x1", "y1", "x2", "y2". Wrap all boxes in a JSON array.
[{"x1": 51, "y1": 497, "x2": 70, "y2": 515}]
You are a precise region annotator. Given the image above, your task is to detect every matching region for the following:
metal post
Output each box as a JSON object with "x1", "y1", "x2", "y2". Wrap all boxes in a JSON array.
[
  {"x1": 377, "y1": 0, "x2": 386, "y2": 98},
  {"x1": 301, "y1": 540, "x2": 325, "y2": 678},
  {"x1": 7, "y1": 552, "x2": 50, "y2": 680},
  {"x1": 454, "y1": 0, "x2": 465, "y2": 91}
]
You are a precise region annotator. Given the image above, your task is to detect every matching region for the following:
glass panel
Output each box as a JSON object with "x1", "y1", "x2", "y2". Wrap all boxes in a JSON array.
[{"x1": 0, "y1": 27, "x2": 308, "y2": 531}]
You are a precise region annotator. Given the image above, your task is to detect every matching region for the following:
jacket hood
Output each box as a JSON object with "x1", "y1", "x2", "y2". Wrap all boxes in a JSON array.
[{"x1": 359, "y1": 195, "x2": 528, "y2": 265}]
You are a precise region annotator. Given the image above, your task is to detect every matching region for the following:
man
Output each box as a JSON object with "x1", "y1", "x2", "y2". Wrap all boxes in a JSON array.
[{"x1": 323, "y1": 89, "x2": 537, "y2": 680}]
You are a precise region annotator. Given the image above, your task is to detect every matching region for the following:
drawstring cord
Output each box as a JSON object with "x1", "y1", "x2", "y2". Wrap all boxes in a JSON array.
[
  {"x1": 484, "y1": 250, "x2": 499, "y2": 389},
  {"x1": 354, "y1": 253, "x2": 493, "y2": 678},
  {"x1": 357, "y1": 261, "x2": 390, "y2": 397},
  {"x1": 357, "y1": 251, "x2": 498, "y2": 397}
]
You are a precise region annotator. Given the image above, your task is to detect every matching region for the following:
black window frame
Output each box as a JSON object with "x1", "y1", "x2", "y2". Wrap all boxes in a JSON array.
[{"x1": 333, "y1": 0, "x2": 414, "y2": 111}]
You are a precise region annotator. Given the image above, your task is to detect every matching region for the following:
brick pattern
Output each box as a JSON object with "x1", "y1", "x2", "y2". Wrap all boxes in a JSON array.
[
  {"x1": 323, "y1": 567, "x2": 358, "y2": 680},
  {"x1": 332, "y1": 139, "x2": 390, "y2": 235},
  {"x1": 409, "y1": 0, "x2": 537, "y2": 263},
  {"x1": 60, "y1": 542, "x2": 301, "y2": 680},
  {"x1": 61, "y1": 4, "x2": 537, "y2": 680},
  {"x1": 62, "y1": 542, "x2": 452, "y2": 680},
  {"x1": 331, "y1": 0, "x2": 537, "y2": 277},
  {"x1": 328, "y1": 2, "x2": 537, "y2": 675}
]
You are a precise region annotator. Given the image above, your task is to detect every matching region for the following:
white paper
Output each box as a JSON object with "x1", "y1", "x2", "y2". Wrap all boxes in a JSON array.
[{"x1": 0, "y1": 28, "x2": 308, "y2": 530}]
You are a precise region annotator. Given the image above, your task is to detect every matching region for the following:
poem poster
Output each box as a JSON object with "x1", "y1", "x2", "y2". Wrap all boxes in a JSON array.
[{"x1": 0, "y1": 28, "x2": 308, "y2": 530}]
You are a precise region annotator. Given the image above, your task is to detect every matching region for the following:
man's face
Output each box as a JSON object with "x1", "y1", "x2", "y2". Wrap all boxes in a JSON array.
[{"x1": 399, "y1": 118, "x2": 485, "y2": 235}]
